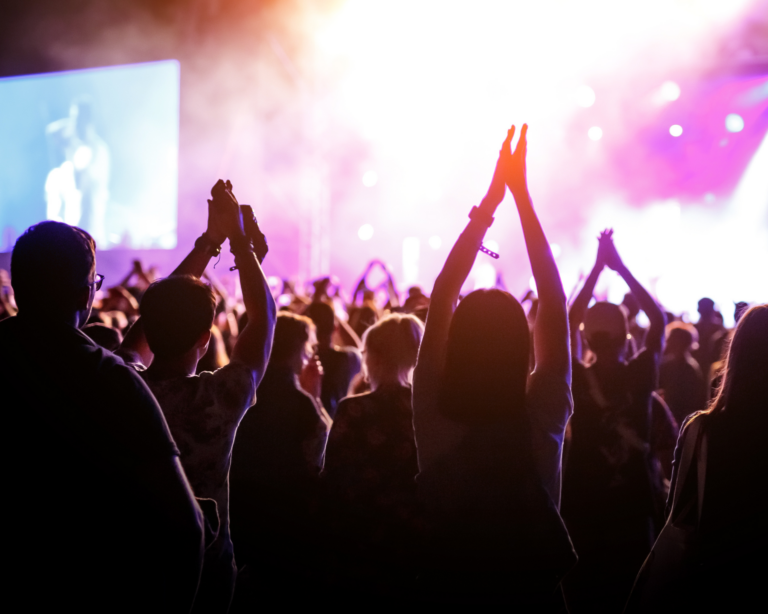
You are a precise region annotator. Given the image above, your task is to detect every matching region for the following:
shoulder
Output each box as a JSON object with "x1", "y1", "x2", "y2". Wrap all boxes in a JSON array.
[
  {"x1": 628, "y1": 347, "x2": 659, "y2": 381},
  {"x1": 200, "y1": 361, "x2": 258, "y2": 408},
  {"x1": 336, "y1": 391, "x2": 373, "y2": 416},
  {"x1": 680, "y1": 410, "x2": 709, "y2": 434}
]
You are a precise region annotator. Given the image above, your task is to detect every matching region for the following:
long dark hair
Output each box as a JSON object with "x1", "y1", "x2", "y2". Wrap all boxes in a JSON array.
[
  {"x1": 706, "y1": 304, "x2": 768, "y2": 419},
  {"x1": 439, "y1": 289, "x2": 530, "y2": 425}
]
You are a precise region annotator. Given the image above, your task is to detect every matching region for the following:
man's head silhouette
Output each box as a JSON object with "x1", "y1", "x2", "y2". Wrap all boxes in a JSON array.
[{"x1": 11, "y1": 221, "x2": 97, "y2": 327}]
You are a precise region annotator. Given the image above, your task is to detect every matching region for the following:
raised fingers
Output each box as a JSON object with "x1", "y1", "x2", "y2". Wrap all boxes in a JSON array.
[
  {"x1": 514, "y1": 123, "x2": 528, "y2": 155},
  {"x1": 502, "y1": 125, "x2": 516, "y2": 153}
]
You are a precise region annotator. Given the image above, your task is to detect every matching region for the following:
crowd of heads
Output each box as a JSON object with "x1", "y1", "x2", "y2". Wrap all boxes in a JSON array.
[{"x1": 2, "y1": 131, "x2": 764, "y2": 612}]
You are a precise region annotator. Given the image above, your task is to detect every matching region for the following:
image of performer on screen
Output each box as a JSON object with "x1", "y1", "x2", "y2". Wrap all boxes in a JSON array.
[{"x1": 44, "y1": 97, "x2": 111, "y2": 245}]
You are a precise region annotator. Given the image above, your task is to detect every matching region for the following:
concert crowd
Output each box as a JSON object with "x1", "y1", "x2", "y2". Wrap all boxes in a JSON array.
[{"x1": 1, "y1": 125, "x2": 765, "y2": 613}]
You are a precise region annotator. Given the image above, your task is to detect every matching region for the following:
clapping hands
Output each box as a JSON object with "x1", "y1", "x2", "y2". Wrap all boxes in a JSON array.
[
  {"x1": 208, "y1": 179, "x2": 246, "y2": 242},
  {"x1": 597, "y1": 229, "x2": 624, "y2": 271}
]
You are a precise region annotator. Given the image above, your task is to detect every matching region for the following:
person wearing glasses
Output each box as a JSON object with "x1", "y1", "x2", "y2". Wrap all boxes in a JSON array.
[{"x1": 0, "y1": 220, "x2": 205, "y2": 613}]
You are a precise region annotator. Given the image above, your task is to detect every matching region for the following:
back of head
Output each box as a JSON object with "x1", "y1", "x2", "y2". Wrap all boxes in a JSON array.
[
  {"x1": 440, "y1": 289, "x2": 530, "y2": 425},
  {"x1": 584, "y1": 301, "x2": 629, "y2": 356},
  {"x1": 362, "y1": 313, "x2": 424, "y2": 386},
  {"x1": 711, "y1": 304, "x2": 768, "y2": 419},
  {"x1": 11, "y1": 221, "x2": 95, "y2": 317},
  {"x1": 622, "y1": 292, "x2": 641, "y2": 319},
  {"x1": 140, "y1": 276, "x2": 216, "y2": 357},
  {"x1": 665, "y1": 321, "x2": 697, "y2": 356},
  {"x1": 271, "y1": 312, "x2": 315, "y2": 366},
  {"x1": 698, "y1": 297, "x2": 715, "y2": 318},
  {"x1": 304, "y1": 301, "x2": 335, "y2": 341}
]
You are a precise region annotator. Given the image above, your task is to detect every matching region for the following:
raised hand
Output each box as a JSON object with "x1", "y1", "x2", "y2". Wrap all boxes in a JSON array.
[
  {"x1": 599, "y1": 229, "x2": 625, "y2": 271},
  {"x1": 483, "y1": 126, "x2": 516, "y2": 208},
  {"x1": 209, "y1": 179, "x2": 245, "y2": 241},
  {"x1": 502, "y1": 123, "x2": 529, "y2": 197},
  {"x1": 595, "y1": 229, "x2": 613, "y2": 269}
]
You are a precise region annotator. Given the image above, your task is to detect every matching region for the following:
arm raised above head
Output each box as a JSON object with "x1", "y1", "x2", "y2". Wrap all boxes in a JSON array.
[
  {"x1": 568, "y1": 230, "x2": 611, "y2": 359},
  {"x1": 502, "y1": 124, "x2": 569, "y2": 379},
  {"x1": 413, "y1": 129, "x2": 514, "y2": 469},
  {"x1": 602, "y1": 231, "x2": 665, "y2": 354}
]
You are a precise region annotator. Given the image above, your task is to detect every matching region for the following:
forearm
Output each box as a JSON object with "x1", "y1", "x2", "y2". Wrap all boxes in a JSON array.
[
  {"x1": 433, "y1": 214, "x2": 489, "y2": 304},
  {"x1": 513, "y1": 189, "x2": 569, "y2": 373},
  {"x1": 231, "y1": 248, "x2": 277, "y2": 373},
  {"x1": 569, "y1": 262, "x2": 602, "y2": 325},
  {"x1": 513, "y1": 189, "x2": 564, "y2": 305},
  {"x1": 617, "y1": 264, "x2": 665, "y2": 345},
  {"x1": 116, "y1": 318, "x2": 153, "y2": 367},
  {"x1": 171, "y1": 245, "x2": 214, "y2": 279}
]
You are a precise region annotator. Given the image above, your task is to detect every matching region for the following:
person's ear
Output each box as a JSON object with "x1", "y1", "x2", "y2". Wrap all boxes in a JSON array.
[
  {"x1": 196, "y1": 329, "x2": 212, "y2": 352},
  {"x1": 74, "y1": 286, "x2": 91, "y2": 312}
]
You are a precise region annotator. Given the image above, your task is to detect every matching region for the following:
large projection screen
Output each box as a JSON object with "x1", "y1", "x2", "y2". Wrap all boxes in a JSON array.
[{"x1": 0, "y1": 60, "x2": 180, "y2": 251}]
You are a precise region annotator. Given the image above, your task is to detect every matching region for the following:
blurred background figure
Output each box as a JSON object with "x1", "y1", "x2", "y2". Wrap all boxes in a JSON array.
[
  {"x1": 659, "y1": 322, "x2": 707, "y2": 424},
  {"x1": 304, "y1": 300, "x2": 361, "y2": 420},
  {"x1": 45, "y1": 97, "x2": 110, "y2": 245}
]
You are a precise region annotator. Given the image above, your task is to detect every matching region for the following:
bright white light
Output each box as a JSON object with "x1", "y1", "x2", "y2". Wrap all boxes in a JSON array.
[
  {"x1": 660, "y1": 81, "x2": 681, "y2": 101},
  {"x1": 358, "y1": 223, "x2": 374, "y2": 240},
  {"x1": 529, "y1": 276, "x2": 538, "y2": 293},
  {"x1": 725, "y1": 113, "x2": 744, "y2": 133},
  {"x1": 588, "y1": 126, "x2": 603, "y2": 141},
  {"x1": 484, "y1": 239, "x2": 499, "y2": 253},
  {"x1": 669, "y1": 124, "x2": 683, "y2": 137},
  {"x1": 428, "y1": 235, "x2": 442, "y2": 249},
  {"x1": 473, "y1": 262, "x2": 497, "y2": 290},
  {"x1": 575, "y1": 85, "x2": 596, "y2": 108},
  {"x1": 550, "y1": 243, "x2": 561, "y2": 258},
  {"x1": 403, "y1": 237, "x2": 420, "y2": 285},
  {"x1": 362, "y1": 170, "x2": 378, "y2": 187}
]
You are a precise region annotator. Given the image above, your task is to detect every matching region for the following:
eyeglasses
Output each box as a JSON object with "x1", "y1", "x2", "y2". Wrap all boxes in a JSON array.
[{"x1": 89, "y1": 274, "x2": 105, "y2": 292}]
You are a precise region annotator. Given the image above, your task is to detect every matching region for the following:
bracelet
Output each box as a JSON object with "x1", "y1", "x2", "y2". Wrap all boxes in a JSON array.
[
  {"x1": 228, "y1": 237, "x2": 255, "y2": 271},
  {"x1": 194, "y1": 233, "x2": 222, "y2": 257},
  {"x1": 469, "y1": 206, "x2": 494, "y2": 228}
]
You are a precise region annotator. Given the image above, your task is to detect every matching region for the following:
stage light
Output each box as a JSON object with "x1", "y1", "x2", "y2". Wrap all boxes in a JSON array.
[
  {"x1": 588, "y1": 126, "x2": 603, "y2": 141},
  {"x1": 669, "y1": 124, "x2": 683, "y2": 137},
  {"x1": 660, "y1": 81, "x2": 681, "y2": 102},
  {"x1": 725, "y1": 113, "x2": 744, "y2": 133},
  {"x1": 550, "y1": 243, "x2": 561, "y2": 258},
  {"x1": 358, "y1": 223, "x2": 374, "y2": 240},
  {"x1": 575, "y1": 85, "x2": 596, "y2": 108},
  {"x1": 428, "y1": 235, "x2": 442, "y2": 249},
  {"x1": 362, "y1": 170, "x2": 378, "y2": 187}
]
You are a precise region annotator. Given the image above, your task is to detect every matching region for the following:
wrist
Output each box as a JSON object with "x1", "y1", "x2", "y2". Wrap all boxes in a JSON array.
[
  {"x1": 469, "y1": 205, "x2": 495, "y2": 228},
  {"x1": 194, "y1": 233, "x2": 222, "y2": 257},
  {"x1": 204, "y1": 228, "x2": 226, "y2": 246},
  {"x1": 229, "y1": 235, "x2": 253, "y2": 255}
]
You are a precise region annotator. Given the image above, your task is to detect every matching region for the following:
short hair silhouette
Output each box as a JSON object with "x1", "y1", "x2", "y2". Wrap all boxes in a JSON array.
[
  {"x1": 304, "y1": 301, "x2": 335, "y2": 339},
  {"x1": 11, "y1": 221, "x2": 95, "y2": 313},
  {"x1": 271, "y1": 312, "x2": 315, "y2": 365},
  {"x1": 140, "y1": 276, "x2": 216, "y2": 357}
]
